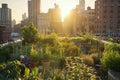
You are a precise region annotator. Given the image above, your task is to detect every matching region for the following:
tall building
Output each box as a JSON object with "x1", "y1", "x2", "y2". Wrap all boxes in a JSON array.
[
  {"x1": 95, "y1": 0, "x2": 120, "y2": 39},
  {"x1": 0, "y1": 4, "x2": 11, "y2": 28},
  {"x1": 79, "y1": 0, "x2": 85, "y2": 11},
  {"x1": 76, "y1": 0, "x2": 85, "y2": 12},
  {"x1": 84, "y1": 7, "x2": 95, "y2": 32},
  {"x1": 37, "y1": 13, "x2": 50, "y2": 34},
  {"x1": 0, "y1": 4, "x2": 12, "y2": 42},
  {"x1": 12, "y1": 19, "x2": 16, "y2": 32},
  {"x1": 64, "y1": 9, "x2": 76, "y2": 35},
  {"x1": 22, "y1": 13, "x2": 27, "y2": 21},
  {"x1": 28, "y1": 0, "x2": 41, "y2": 28},
  {"x1": 48, "y1": 3, "x2": 62, "y2": 34}
]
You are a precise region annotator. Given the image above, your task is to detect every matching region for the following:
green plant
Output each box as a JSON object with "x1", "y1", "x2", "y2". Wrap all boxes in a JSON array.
[
  {"x1": 91, "y1": 53, "x2": 100, "y2": 64},
  {"x1": 43, "y1": 33, "x2": 59, "y2": 46},
  {"x1": 21, "y1": 23, "x2": 40, "y2": 44},
  {"x1": 101, "y1": 43, "x2": 120, "y2": 71},
  {"x1": 61, "y1": 40, "x2": 81, "y2": 57},
  {"x1": 65, "y1": 57, "x2": 99, "y2": 80},
  {"x1": 0, "y1": 44, "x2": 13, "y2": 63},
  {"x1": 30, "y1": 46, "x2": 40, "y2": 61},
  {"x1": 0, "y1": 60, "x2": 40, "y2": 80},
  {"x1": 41, "y1": 45, "x2": 52, "y2": 61},
  {"x1": 0, "y1": 60, "x2": 25, "y2": 79},
  {"x1": 24, "y1": 67, "x2": 39, "y2": 80}
]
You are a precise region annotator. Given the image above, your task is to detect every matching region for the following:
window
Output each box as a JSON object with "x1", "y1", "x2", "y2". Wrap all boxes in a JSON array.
[
  {"x1": 118, "y1": 4, "x2": 120, "y2": 6},
  {"x1": 111, "y1": 0, "x2": 114, "y2": 1},
  {"x1": 110, "y1": 10, "x2": 113, "y2": 13}
]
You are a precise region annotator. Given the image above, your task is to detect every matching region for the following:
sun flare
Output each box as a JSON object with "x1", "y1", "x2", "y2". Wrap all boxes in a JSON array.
[
  {"x1": 61, "y1": 8, "x2": 71, "y2": 21},
  {"x1": 59, "y1": 4, "x2": 74, "y2": 22}
]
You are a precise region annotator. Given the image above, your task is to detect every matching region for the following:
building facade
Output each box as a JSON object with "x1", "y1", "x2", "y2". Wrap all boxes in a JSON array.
[
  {"x1": 95, "y1": 0, "x2": 120, "y2": 39},
  {"x1": 0, "y1": 4, "x2": 12, "y2": 29},
  {"x1": 0, "y1": 4, "x2": 12, "y2": 42},
  {"x1": 0, "y1": 26, "x2": 8, "y2": 43},
  {"x1": 64, "y1": 9, "x2": 76, "y2": 35},
  {"x1": 37, "y1": 13, "x2": 50, "y2": 34},
  {"x1": 64, "y1": 0, "x2": 87, "y2": 36},
  {"x1": 79, "y1": 0, "x2": 85, "y2": 11},
  {"x1": 28, "y1": 0, "x2": 41, "y2": 28},
  {"x1": 12, "y1": 19, "x2": 16, "y2": 32},
  {"x1": 76, "y1": 0, "x2": 85, "y2": 13},
  {"x1": 48, "y1": 3, "x2": 62, "y2": 34},
  {"x1": 22, "y1": 13, "x2": 27, "y2": 21},
  {"x1": 84, "y1": 7, "x2": 95, "y2": 32}
]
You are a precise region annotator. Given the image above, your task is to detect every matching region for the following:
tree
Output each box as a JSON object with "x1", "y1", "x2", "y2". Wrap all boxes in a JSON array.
[{"x1": 21, "y1": 23, "x2": 40, "y2": 44}]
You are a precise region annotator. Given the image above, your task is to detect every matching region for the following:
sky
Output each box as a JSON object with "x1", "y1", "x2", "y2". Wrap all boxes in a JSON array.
[{"x1": 0, "y1": 0, "x2": 95, "y2": 23}]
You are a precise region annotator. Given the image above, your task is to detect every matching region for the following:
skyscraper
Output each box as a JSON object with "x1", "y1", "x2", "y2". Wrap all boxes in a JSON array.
[
  {"x1": 48, "y1": 3, "x2": 62, "y2": 33},
  {"x1": 22, "y1": 13, "x2": 27, "y2": 21},
  {"x1": 84, "y1": 7, "x2": 95, "y2": 32},
  {"x1": 28, "y1": 0, "x2": 41, "y2": 28},
  {"x1": 79, "y1": 0, "x2": 85, "y2": 11},
  {"x1": 0, "y1": 4, "x2": 11, "y2": 28},
  {"x1": 0, "y1": 4, "x2": 12, "y2": 42},
  {"x1": 95, "y1": 0, "x2": 120, "y2": 39}
]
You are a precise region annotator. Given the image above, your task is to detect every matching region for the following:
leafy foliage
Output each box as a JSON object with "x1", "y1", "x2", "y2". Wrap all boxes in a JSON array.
[
  {"x1": 30, "y1": 46, "x2": 40, "y2": 61},
  {"x1": 0, "y1": 60, "x2": 40, "y2": 80},
  {"x1": 22, "y1": 23, "x2": 40, "y2": 44},
  {"x1": 43, "y1": 33, "x2": 59, "y2": 46},
  {"x1": 101, "y1": 43, "x2": 120, "y2": 71},
  {"x1": 24, "y1": 67, "x2": 39, "y2": 80},
  {"x1": 0, "y1": 44, "x2": 13, "y2": 63},
  {"x1": 0, "y1": 60, "x2": 24, "y2": 79},
  {"x1": 65, "y1": 57, "x2": 99, "y2": 80}
]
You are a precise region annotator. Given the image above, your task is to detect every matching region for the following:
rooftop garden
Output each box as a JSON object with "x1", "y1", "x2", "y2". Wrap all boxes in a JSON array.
[{"x1": 0, "y1": 23, "x2": 119, "y2": 80}]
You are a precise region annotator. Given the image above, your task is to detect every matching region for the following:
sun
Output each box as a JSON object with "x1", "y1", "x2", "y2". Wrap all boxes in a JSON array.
[
  {"x1": 59, "y1": 4, "x2": 73, "y2": 22},
  {"x1": 61, "y1": 7, "x2": 71, "y2": 22}
]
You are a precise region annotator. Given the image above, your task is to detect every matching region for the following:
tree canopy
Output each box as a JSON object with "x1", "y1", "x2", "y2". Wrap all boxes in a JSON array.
[{"x1": 21, "y1": 23, "x2": 40, "y2": 44}]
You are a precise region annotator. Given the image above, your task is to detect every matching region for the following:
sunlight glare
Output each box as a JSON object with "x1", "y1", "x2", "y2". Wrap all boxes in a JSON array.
[{"x1": 59, "y1": 4, "x2": 74, "y2": 22}]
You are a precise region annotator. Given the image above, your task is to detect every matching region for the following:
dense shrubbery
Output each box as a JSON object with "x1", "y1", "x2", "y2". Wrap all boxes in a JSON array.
[
  {"x1": 21, "y1": 23, "x2": 40, "y2": 44},
  {"x1": 101, "y1": 43, "x2": 120, "y2": 72},
  {"x1": 65, "y1": 57, "x2": 99, "y2": 80},
  {"x1": 0, "y1": 60, "x2": 39, "y2": 80},
  {"x1": 0, "y1": 27, "x2": 108, "y2": 79},
  {"x1": 0, "y1": 44, "x2": 13, "y2": 63},
  {"x1": 0, "y1": 60, "x2": 25, "y2": 79},
  {"x1": 37, "y1": 57, "x2": 100, "y2": 80}
]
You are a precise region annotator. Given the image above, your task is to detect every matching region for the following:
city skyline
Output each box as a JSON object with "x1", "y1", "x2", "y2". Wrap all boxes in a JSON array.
[{"x1": 0, "y1": 0, "x2": 95, "y2": 23}]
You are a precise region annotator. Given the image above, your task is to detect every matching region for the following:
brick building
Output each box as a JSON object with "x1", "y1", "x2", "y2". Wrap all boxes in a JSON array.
[
  {"x1": 0, "y1": 26, "x2": 9, "y2": 43},
  {"x1": 94, "y1": 0, "x2": 120, "y2": 39}
]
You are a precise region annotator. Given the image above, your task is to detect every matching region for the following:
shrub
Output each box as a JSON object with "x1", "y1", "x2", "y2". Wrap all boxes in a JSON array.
[
  {"x1": 101, "y1": 43, "x2": 120, "y2": 71},
  {"x1": 65, "y1": 57, "x2": 99, "y2": 80},
  {"x1": 21, "y1": 23, "x2": 40, "y2": 44},
  {"x1": 0, "y1": 60, "x2": 40, "y2": 80},
  {"x1": 43, "y1": 33, "x2": 59, "y2": 46},
  {"x1": 39, "y1": 57, "x2": 100, "y2": 80},
  {"x1": 30, "y1": 46, "x2": 40, "y2": 61},
  {"x1": 0, "y1": 60, "x2": 25, "y2": 79},
  {"x1": 91, "y1": 53, "x2": 100, "y2": 64},
  {"x1": 62, "y1": 40, "x2": 81, "y2": 57},
  {"x1": 0, "y1": 44, "x2": 13, "y2": 63}
]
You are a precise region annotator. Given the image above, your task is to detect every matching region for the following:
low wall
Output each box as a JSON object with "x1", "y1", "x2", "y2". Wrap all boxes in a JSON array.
[{"x1": 108, "y1": 70, "x2": 120, "y2": 80}]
